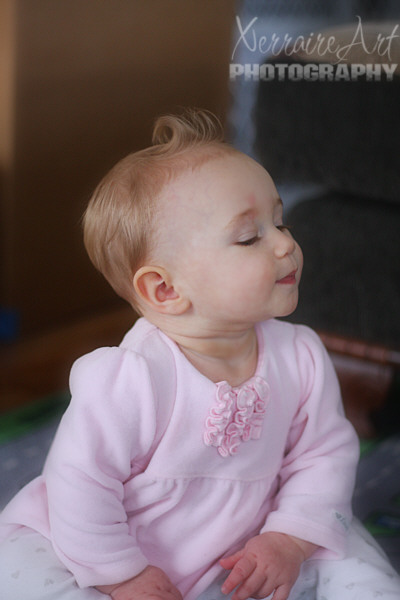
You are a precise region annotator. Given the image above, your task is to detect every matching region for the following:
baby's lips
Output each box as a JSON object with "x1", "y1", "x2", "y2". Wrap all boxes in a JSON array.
[{"x1": 276, "y1": 269, "x2": 298, "y2": 284}]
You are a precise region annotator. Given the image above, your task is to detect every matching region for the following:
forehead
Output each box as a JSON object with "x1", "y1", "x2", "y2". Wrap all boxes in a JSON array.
[{"x1": 159, "y1": 152, "x2": 278, "y2": 221}]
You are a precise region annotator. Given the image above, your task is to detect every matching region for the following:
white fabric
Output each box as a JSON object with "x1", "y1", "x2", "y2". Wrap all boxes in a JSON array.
[
  {"x1": 0, "y1": 520, "x2": 399, "y2": 600},
  {"x1": 0, "y1": 527, "x2": 106, "y2": 600}
]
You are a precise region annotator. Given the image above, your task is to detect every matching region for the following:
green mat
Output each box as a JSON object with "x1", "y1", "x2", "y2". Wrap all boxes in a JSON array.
[{"x1": 0, "y1": 392, "x2": 70, "y2": 444}]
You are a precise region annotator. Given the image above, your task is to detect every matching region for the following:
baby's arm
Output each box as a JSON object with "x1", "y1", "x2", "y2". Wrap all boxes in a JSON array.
[
  {"x1": 220, "y1": 532, "x2": 317, "y2": 600},
  {"x1": 44, "y1": 348, "x2": 164, "y2": 588},
  {"x1": 96, "y1": 566, "x2": 182, "y2": 600}
]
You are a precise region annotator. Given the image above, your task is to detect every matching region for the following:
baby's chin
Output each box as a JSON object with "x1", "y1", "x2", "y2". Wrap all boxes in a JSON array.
[{"x1": 278, "y1": 293, "x2": 300, "y2": 319}]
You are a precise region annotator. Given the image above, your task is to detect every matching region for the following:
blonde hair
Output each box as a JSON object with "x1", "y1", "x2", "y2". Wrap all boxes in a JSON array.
[{"x1": 83, "y1": 108, "x2": 234, "y2": 307}]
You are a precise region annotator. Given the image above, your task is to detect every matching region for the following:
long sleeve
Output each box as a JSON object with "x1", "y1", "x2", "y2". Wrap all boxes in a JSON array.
[
  {"x1": 261, "y1": 325, "x2": 359, "y2": 558},
  {"x1": 43, "y1": 347, "x2": 159, "y2": 588}
]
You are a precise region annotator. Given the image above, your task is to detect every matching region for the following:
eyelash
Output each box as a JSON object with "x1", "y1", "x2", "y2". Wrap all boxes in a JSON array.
[
  {"x1": 237, "y1": 225, "x2": 291, "y2": 246},
  {"x1": 237, "y1": 236, "x2": 260, "y2": 246}
]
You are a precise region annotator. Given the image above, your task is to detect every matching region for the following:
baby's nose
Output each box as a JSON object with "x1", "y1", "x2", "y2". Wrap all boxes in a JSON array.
[{"x1": 274, "y1": 228, "x2": 296, "y2": 258}]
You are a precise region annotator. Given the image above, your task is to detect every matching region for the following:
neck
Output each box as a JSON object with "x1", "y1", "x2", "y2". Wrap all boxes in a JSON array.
[{"x1": 146, "y1": 312, "x2": 259, "y2": 386}]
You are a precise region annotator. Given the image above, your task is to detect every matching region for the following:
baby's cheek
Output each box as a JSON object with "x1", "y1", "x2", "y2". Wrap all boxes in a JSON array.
[{"x1": 295, "y1": 246, "x2": 304, "y2": 278}]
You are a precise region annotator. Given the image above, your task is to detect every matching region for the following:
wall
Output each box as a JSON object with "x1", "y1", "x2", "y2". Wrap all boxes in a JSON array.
[{"x1": 0, "y1": 0, "x2": 235, "y2": 337}]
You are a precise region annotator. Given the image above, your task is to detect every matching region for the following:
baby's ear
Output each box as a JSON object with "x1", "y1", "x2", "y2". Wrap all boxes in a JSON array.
[{"x1": 133, "y1": 266, "x2": 190, "y2": 315}]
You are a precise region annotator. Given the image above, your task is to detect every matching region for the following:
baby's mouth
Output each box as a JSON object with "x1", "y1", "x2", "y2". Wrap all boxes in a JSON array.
[{"x1": 276, "y1": 269, "x2": 297, "y2": 284}]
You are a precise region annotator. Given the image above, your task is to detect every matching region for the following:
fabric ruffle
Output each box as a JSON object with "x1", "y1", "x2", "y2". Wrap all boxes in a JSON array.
[{"x1": 204, "y1": 377, "x2": 270, "y2": 457}]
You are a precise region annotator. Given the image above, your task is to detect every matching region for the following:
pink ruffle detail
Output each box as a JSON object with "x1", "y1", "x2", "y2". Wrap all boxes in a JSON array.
[{"x1": 203, "y1": 376, "x2": 270, "y2": 457}]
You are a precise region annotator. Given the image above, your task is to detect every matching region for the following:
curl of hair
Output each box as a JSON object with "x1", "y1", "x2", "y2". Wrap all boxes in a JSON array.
[{"x1": 152, "y1": 108, "x2": 224, "y2": 151}]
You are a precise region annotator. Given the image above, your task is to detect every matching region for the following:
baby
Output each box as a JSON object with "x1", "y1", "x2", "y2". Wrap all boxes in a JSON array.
[{"x1": 0, "y1": 109, "x2": 399, "y2": 600}]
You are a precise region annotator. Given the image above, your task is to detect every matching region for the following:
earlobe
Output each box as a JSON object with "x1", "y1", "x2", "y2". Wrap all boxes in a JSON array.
[{"x1": 133, "y1": 266, "x2": 190, "y2": 315}]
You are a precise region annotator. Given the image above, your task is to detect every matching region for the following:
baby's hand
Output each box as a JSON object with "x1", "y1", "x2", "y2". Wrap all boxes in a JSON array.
[
  {"x1": 96, "y1": 565, "x2": 183, "y2": 600},
  {"x1": 220, "y1": 532, "x2": 316, "y2": 600}
]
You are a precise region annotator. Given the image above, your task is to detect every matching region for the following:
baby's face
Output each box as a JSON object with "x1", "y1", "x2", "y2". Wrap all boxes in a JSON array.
[{"x1": 153, "y1": 152, "x2": 303, "y2": 326}]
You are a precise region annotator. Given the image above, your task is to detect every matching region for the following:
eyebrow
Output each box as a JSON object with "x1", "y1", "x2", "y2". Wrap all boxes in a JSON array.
[
  {"x1": 225, "y1": 208, "x2": 256, "y2": 231},
  {"x1": 225, "y1": 197, "x2": 283, "y2": 231}
]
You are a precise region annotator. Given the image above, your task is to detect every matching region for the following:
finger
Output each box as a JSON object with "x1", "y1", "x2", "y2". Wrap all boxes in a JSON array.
[
  {"x1": 220, "y1": 550, "x2": 244, "y2": 570},
  {"x1": 221, "y1": 555, "x2": 256, "y2": 595},
  {"x1": 270, "y1": 584, "x2": 291, "y2": 600},
  {"x1": 173, "y1": 590, "x2": 184, "y2": 600},
  {"x1": 147, "y1": 588, "x2": 182, "y2": 600},
  {"x1": 232, "y1": 569, "x2": 273, "y2": 600},
  {"x1": 169, "y1": 585, "x2": 184, "y2": 600}
]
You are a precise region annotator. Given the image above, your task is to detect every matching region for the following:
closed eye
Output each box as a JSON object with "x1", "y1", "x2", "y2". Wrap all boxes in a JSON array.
[
  {"x1": 237, "y1": 236, "x2": 261, "y2": 246},
  {"x1": 276, "y1": 224, "x2": 291, "y2": 232}
]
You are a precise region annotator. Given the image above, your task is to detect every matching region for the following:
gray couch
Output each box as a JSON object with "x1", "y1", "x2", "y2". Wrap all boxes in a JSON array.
[
  {"x1": 254, "y1": 22, "x2": 400, "y2": 435},
  {"x1": 254, "y1": 23, "x2": 400, "y2": 351}
]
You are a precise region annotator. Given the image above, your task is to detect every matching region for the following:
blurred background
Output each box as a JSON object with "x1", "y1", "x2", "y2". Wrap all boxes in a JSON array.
[
  {"x1": 1, "y1": 0, "x2": 399, "y2": 424},
  {"x1": 0, "y1": 0, "x2": 400, "y2": 571},
  {"x1": 0, "y1": 0, "x2": 236, "y2": 409}
]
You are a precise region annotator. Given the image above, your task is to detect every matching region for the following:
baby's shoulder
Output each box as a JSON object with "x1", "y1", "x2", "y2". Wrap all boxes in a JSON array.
[
  {"x1": 69, "y1": 318, "x2": 176, "y2": 412},
  {"x1": 260, "y1": 320, "x2": 333, "y2": 398},
  {"x1": 261, "y1": 318, "x2": 324, "y2": 351},
  {"x1": 70, "y1": 344, "x2": 147, "y2": 390}
]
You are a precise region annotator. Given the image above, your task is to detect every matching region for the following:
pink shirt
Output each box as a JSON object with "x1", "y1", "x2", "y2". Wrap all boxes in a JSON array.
[{"x1": 0, "y1": 318, "x2": 359, "y2": 599}]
